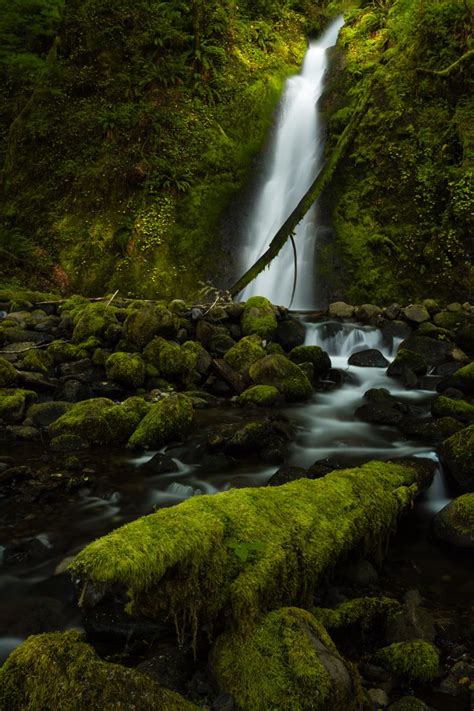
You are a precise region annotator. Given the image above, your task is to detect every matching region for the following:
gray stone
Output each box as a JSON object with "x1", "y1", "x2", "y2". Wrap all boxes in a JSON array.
[
  {"x1": 329, "y1": 302, "x2": 355, "y2": 319},
  {"x1": 402, "y1": 304, "x2": 430, "y2": 324}
]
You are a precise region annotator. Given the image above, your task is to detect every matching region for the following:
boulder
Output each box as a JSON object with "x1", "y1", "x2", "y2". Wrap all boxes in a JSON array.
[
  {"x1": 241, "y1": 296, "x2": 278, "y2": 339},
  {"x1": 374, "y1": 641, "x2": 439, "y2": 683},
  {"x1": 124, "y1": 305, "x2": 179, "y2": 349},
  {"x1": 348, "y1": 349, "x2": 389, "y2": 368},
  {"x1": 397, "y1": 334, "x2": 452, "y2": 367},
  {"x1": 431, "y1": 395, "x2": 474, "y2": 425},
  {"x1": 212, "y1": 608, "x2": 364, "y2": 711},
  {"x1": 106, "y1": 352, "x2": 146, "y2": 389},
  {"x1": 267, "y1": 465, "x2": 307, "y2": 486},
  {"x1": 433, "y1": 494, "x2": 474, "y2": 548},
  {"x1": 223, "y1": 337, "x2": 265, "y2": 376},
  {"x1": 437, "y1": 362, "x2": 474, "y2": 395},
  {"x1": 433, "y1": 310, "x2": 467, "y2": 330},
  {"x1": 0, "y1": 388, "x2": 36, "y2": 423},
  {"x1": 0, "y1": 357, "x2": 17, "y2": 387},
  {"x1": 237, "y1": 385, "x2": 283, "y2": 408},
  {"x1": 440, "y1": 425, "x2": 474, "y2": 490},
  {"x1": 289, "y1": 345, "x2": 331, "y2": 378},
  {"x1": 402, "y1": 304, "x2": 430, "y2": 324},
  {"x1": 71, "y1": 303, "x2": 119, "y2": 344},
  {"x1": 386, "y1": 349, "x2": 427, "y2": 387},
  {"x1": 26, "y1": 401, "x2": 72, "y2": 428},
  {"x1": 127, "y1": 394, "x2": 193, "y2": 450},
  {"x1": 354, "y1": 304, "x2": 382, "y2": 322},
  {"x1": 249, "y1": 354, "x2": 313, "y2": 401},
  {"x1": 398, "y1": 416, "x2": 462, "y2": 443},
  {"x1": 329, "y1": 302, "x2": 355, "y2": 319},
  {"x1": 276, "y1": 318, "x2": 306, "y2": 350}
]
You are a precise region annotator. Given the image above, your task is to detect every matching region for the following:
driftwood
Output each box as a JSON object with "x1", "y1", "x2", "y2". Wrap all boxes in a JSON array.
[{"x1": 228, "y1": 82, "x2": 373, "y2": 298}]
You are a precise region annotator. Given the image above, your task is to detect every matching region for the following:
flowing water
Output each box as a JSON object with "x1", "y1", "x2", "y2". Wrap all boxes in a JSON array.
[{"x1": 240, "y1": 17, "x2": 344, "y2": 308}]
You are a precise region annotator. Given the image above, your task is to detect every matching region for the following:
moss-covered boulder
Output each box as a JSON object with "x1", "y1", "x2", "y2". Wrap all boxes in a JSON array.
[
  {"x1": 70, "y1": 459, "x2": 434, "y2": 636},
  {"x1": 440, "y1": 425, "x2": 474, "y2": 490},
  {"x1": 398, "y1": 334, "x2": 453, "y2": 366},
  {"x1": 26, "y1": 401, "x2": 72, "y2": 428},
  {"x1": 241, "y1": 297, "x2": 278, "y2": 340},
  {"x1": 212, "y1": 608, "x2": 364, "y2": 711},
  {"x1": 433, "y1": 494, "x2": 474, "y2": 549},
  {"x1": 71, "y1": 303, "x2": 119, "y2": 344},
  {"x1": 127, "y1": 394, "x2": 193, "y2": 450},
  {"x1": 249, "y1": 354, "x2": 313, "y2": 401},
  {"x1": 0, "y1": 388, "x2": 37, "y2": 423},
  {"x1": 181, "y1": 341, "x2": 211, "y2": 380},
  {"x1": 143, "y1": 337, "x2": 189, "y2": 382},
  {"x1": 0, "y1": 630, "x2": 199, "y2": 711},
  {"x1": 431, "y1": 396, "x2": 474, "y2": 425},
  {"x1": 49, "y1": 397, "x2": 148, "y2": 446},
  {"x1": 106, "y1": 352, "x2": 146, "y2": 389},
  {"x1": 289, "y1": 345, "x2": 331, "y2": 379},
  {"x1": 388, "y1": 698, "x2": 429, "y2": 711},
  {"x1": 124, "y1": 306, "x2": 179, "y2": 349},
  {"x1": 312, "y1": 597, "x2": 399, "y2": 631},
  {"x1": 237, "y1": 385, "x2": 283, "y2": 407},
  {"x1": 438, "y1": 362, "x2": 474, "y2": 396},
  {"x1": 0, "y1": 357, "x2": 17, "y2": 387},
  {"x1": 374, "y1": 640, "x2": 439, "y2": 683},
  {"x1": 19, "y1": 349, "x2": 53, "y2": 374},
  {"x1": 434, "y1": 310, "x2": 467, "y2": 330},
  {"x1": 387, "y1": 349, "x2": 428, "y2": 386},
  {"x1": 223, "y1": 336, "x2": 266, "y2": 376},
  {"x1": 48, "y1": 338, "x2": 99, "y2": 365}
]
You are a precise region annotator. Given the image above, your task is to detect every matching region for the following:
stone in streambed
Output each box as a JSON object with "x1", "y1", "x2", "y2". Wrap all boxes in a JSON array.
[
  {"x1": 439, "y1": 425, "x2": 474, "y2": 490},
  {"x1": 348, "y1": 349, "x2": 389, "y2": 368},
  {"x1": 237, "y1": 385, "x2": 282, "y2": 408},
  {"x1": 398, "y1": 416, "x2": 462, "y2": 443},
  {"x1": 127, "y1": 394, "x2": 193, "y2": 450},
  {"x1": 373, "y1": 640, "x2": 439, "y2": 683},
  {"x1": 124, "y1": 305, "x2": 179, "y2": 349},
  {"x1": 139, "y1": 452, "x2": 179, "y2": 476},
  {"x1": 223, "y1": 336, "x2": 265, "y2": 376},
  {"x1": 289, "y1": 345, "x2": 331, "y2": 378},
  {"x1": 433, "y1": 494, "x2": 474, "y2": 549},
  {"x1": 431, "y1": 395, "x2": 474, "y2": 425},
  {"x1": 249, "y1": 354, "x2": 312, "y2": 401},
  {"x1": 437, "y1": 362, "x2": 474, "y2": 396},
  {"x1": 0, "y1": 388, "x2": 37, "y2": 423},
  {"x1": 385, "y1": 590, "x2": 435, "y2": 644},
  {"x1": 276, "y1": 317, "x2": 306, "y2": 350}
]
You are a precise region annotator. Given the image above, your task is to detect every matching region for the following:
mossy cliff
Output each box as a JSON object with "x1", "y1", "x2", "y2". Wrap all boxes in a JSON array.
[
  {"x1": 320, "y1": 0, "x2": 473, "y2": 304},
  {"x1": 0, "y1": 0, "x2": 336, "y2": 298},
  {"x1": 70, "y1": 459, "x2": 434, "y2": 640}
]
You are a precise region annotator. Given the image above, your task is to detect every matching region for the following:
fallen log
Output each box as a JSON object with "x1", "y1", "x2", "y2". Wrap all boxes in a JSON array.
[{"x1": 70, "y1": 458, "x2": 434, "y2": 643}]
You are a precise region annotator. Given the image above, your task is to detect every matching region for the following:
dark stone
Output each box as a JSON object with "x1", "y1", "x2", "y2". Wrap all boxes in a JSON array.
[
  {"x1": 348, "y1": 349, "x2": 389, "y2": 367},
  {"x1": 381, "y1": 319, "x2": 411, "y2": 342},
  {"x1": 398, "y1": 334, "x2": 453, "y2": 367},
  {"x1": 433, "y1": 362, "x2": 462, "y2": 378},
  {"x1": 0, "y1": 597, "x2": 68, "y2": 638},
  {"x1": 55, "y1": 379, "x2": 93, "y2": 402},
  {"x1": 58, "y1": 359, "x2": 94, "y2": 378},
  {"x1": 2, "y1": 537, "x2": 51, "y2": 566},
  {"x1": 307, "y1": 458, "x2": 344, "y2": 478},
  {"x1": 356, "y1": 402, "x2": 403, "y2": 426},
  {"x1": 267, "y1": 466, "x2": 307, "y2": 486},
  {"x1": 433, "y1": 496, "x2": 474, "y2": 549},
  {"x1": 340, "y1": 560, "x2": 379, "y2": 586},
  {"x1": 439, "y1": 660, "x2": 474, "y2": 696},
  {"x1": 276, "y1": 318, "x2": 306, "y2": 350},
  {"x1": 139, "y1": 452, "x2": 179, "y2": 476},
  {"x1": 455, "y1": 322, "x2": 474, "y2": 355},
  {"x1": 385, "y1": 590, "x2": 435, "y2": 644},
  {"x1": 16, "y1": 371, "x2": 57, "y2": 392},
  {"x1": 26, "y1": 401, "x2": 72, "y2": 428},
  {"x1": 212, "y1": 693, "x2": 236, "y2": 711},
  {"x1": 4, "y1": 328, "x2": 51, "y2": 344},
  {"x1": 136, "y1": 643, "x2": 192, "y2": 693},
  {"x1": 398, "y1": 416, "x2": 462, "y2": 443}
]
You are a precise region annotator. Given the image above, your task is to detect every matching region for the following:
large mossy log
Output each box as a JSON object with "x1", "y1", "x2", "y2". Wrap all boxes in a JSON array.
[
  {"x1": 70, "y1": 459, "x2": 434, "y2": 639},
  {"x1": 228, "y1": 83, "x2": 373, "y2": 298}
]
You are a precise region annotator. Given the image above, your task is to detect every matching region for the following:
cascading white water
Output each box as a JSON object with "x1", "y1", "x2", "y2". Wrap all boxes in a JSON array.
[{"x1": 240, "y1": 17, "x2": 344, "y2": 308}]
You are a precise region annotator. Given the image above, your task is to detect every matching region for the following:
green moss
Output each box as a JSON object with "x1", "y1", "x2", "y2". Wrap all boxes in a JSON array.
[
  {"x1": 289, "y1": 346, "x2": 331, "y2": 379},
  {"x1": 19, "y1": 348, "x2": 53, "y2": 374},
  {"x1": 0, "y1": 630, "x2": 200, "y2": 710},
  {"x1": 47, "y1": 338, "x2": 99, "y2": 364},
  {"x1": 433, "y1": 310, "x2": 467, "y2": 330},
  {"x1": 249, "y1": 353, "x2": 313, "y2": 402},
  {"x1": 441, "y1": 424, "x2": 474, "y2": 488},
  {"x1": 181, "y1": 341, "x2": 211, "y2": 383},
  {"x1": 70, "y1": 459, "x2": 433, "y2": 639},
  {"x1": 374, "y1": 640, "x2": 439, "y2": 683},
  {"x1": 127, "y1": 393, "x2": 193, "y2": 450},
  {"x1": 432, "y1": 395, "x2": 474, "y2": 425},
  {"x1": 49, "y1": 397, "x2": 148, "y2": 446},
  {"x1": 0, "y1": 356, "x2": 17, "y2": 387},
  {"x1": 124, "y1": 306, "x2": 179, "y2": 350},
  {"x1": 106, "y1": 352, "x2": 146, "y2": 389},
  {"x1": 224, "y1": 336, "x2": 266, "y2": 375},
  {"x1": 71, "y1": 302, "x2": 119, "y2": 344},
  {"x1": 0, "y1": 388, "x2": 37, "y2": 422},
  {"x1": 389, "y1": 698, "x2": 429, "y2": 711},
  {"x1": 444, "y1": 362, "x2": 474, "y2": 394},
  {"x1": 312, "y1": 597, "x2": 400, "y2": 631},
  {"x1": 237, "y1": 385, "x2": 283, "y2": 407},
  {"x1": 241, "y1": 297, "x2": 278, "y2": 340},
  {"x1": 212, "y1": 607, "x2": 364, "y2": 711}
]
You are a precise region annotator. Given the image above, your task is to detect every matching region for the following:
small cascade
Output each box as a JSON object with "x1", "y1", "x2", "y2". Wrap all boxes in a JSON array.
[{"x1": 240, "y1": 17, "x2": 344, "y2": 308}]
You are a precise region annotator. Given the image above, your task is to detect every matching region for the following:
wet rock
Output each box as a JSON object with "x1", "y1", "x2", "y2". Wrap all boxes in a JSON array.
[
  {"x1": 17, "y1": 370, "x2": 57, "y2": 392},
  {"x1": 384, "y1": 303, "x2": 401, "y2": 320},
  {"x1": 0, "y1": 388, "x2": 37, "y2": 423},
  {"x1": 136, "y1": 643, "x2": 192, "y2": 692},
  {"x1": 437, "y1": 362, "x2": 474, "y2": 396},
  {"x1": 223, "y1": 336, "x2": 265, "y2": 377},
  {"x1": 2, "y1": 536, "x2": 51, "y2": 566},
  {"x1": 329, "y1": 302, "x2": 355, "y2": 319},
  {"x1": 387, "y1": 349, "x2": 427, "y2": 387},
  {"x1": 212, "y1": 359, "x2": 248, "y2": 394},
  {"x1": 139, "y1": 452, "x2": 179, "y2": 476},
  {"x1": 222, "y1": 419, "x2": 291, "y2": 464},
  {"x1": 307, "y1": 457, "x2": 344, "y2": 478},
  {"x1": 267, "y1": 465, "x2": 307, "y2": 486},
  {"x1": 340, "y1": 560, "x2": 379, "y2": 586},
  {"x1": 402, "y1": 304, "x2": 430, "y2": 324},
  {"x1": 348, "y1": 349, "x2": 389, "y2": 367},
  {"x1": 398, "y1": 416, "x2": 462, "y2": 443},
  {"x1": 249, "y1": 354, "x2": 313, "y2": 401},
  {"x1": 398, "y1": 334, "x2": 453, "y2": 367},
  {"x1": 49, "y1": 434, "x2": 87, "y2": 451},
  {"x1": 241, "y1": 296, "x2": 278, "y2": 340},
  {"x1": 55, "y1": 378, "x2": 93, "y2": 402},
  {"x1": 385, "y1": 590, "x2": 436, "y2": 644},
  {"x1": 440, "y1": 425, "x2": 474, "y2": 490},
  {"x1": 276, "y1": 317, "x2": 306, "y2": 350},
  {"x1": 127, "y1": 394, "x2": 193, "y2": 450},
  {"x1": 374, "y1": 640, "x2": 439, "y2": 683},
  {"x1": 105, "y1": 352, "x2": 146, "y2": 389},
  {"x1": 237, "y1": 385, "x2": 283, "y2": 408},
  {"x1": 355, "y1": 304, "x2": 383, "y2": 322},
  {"x1": 433, "y1": 362, "x2": 462, "y2": 378},
  {"x1": 289, "y1": 345, "x2": 331, "y2": 379},
  {"x1": 356, "y1": 402, "x2": 403, "y2": 426},
  {"x1": 381, "y1": 320, "x2": 412, "y2": 344},
  {"x1": 6, "y1": 425, "x2": 41, "y2": 441},
  {"x1": 431, "y1": 395, "x2": 474, "y2": 425},
  {"x1": 433, "y1": 494, "x2": 474, "y2": 548},
  {"x1": 26, "y1": 401, "x2": 72, "y2": 428}
]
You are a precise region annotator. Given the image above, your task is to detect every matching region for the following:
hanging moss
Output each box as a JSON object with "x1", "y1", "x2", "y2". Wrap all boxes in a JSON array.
[
  {"x1": 0, "y1": 630, "x2": 201, "y2": 711},
  {"x1": 374, "y1": 640, "x2": 440, "y2": 683},
  {"x1": 70, "y1": 459, "x2": 434, "y2": 641}
]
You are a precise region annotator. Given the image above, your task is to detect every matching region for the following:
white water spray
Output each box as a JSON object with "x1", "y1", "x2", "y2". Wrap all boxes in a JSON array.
[{"x1": 240, "y1": 17, "x2": 344, "y2": 308}]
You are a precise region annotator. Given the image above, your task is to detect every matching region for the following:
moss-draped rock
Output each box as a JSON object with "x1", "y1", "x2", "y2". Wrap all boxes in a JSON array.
[
  {"x1": 433, "y1": 310, "x2": 467, "y2": 330},
  {"x1": 127, "y1": 394, "x2": 193, "y2": 450},
  {"x1": 48, "y1": 338, "x2": 99, "y2": 365},
  {"x1": 49, "y1": 397, "x2": 149, "y2": 446},
  {"x1": 124, "y1": 306, "x2": 179, "y2": 349},
  {"x1": 374, "y1": 641, "x2": 439, "y2": 683},
  {"x1": 143, "y1": 337, "x2": 189, "y2": 382},
  {"x1": 181, "y1": 341, "x2": 211, "y2": 380},
  {"x1": 241, "y1": 297, "x2": 278, "y2": 339},
  {"x1": 438, "y1": 362, "x2": 474, "y2": 395},
  {"x1": 106, "y1": 352, "x2": 146, "y2": 389},
  {"x1": 431, "y1": 395, "x2": 474, "y2": 425},
  {"x1": 71, "y1": 303, "x2": 119, "y2": 344},
  {"x1": 70, "y1": 459, "x2": 434, "y2": 638},
  {"x1": 289, "y1": 345, "x2": 332, "y2": 379},
  {"x1": 249, "y1": 354, "x2": 312, "y2": 401},
  {"x1": 312, "y1": 597, "x2": 399, "y2": 631},
  {"x1": 237, "y1": 385, "x2": 283, "y2": 407},
  {"x1": 19, "y1": 349, "x2": 53, "y2": 374},
  {"x1": 0, "y1": 630, "x2": 199, "y2": 711},
  {"x1": 433, "y1": 494, "x2": 474, "y2": 549},
  {"x1": 223, "y1": 336, "x2": 265, "y2": 376},
  {"x1": 212, "y1": 608, "x2": 365, "y2": 711},
  {"x1": 440, "y1": 425, "x2": 474, "y2": 490},
  {"x1": 0, "y1": 357, "x2": 17, "y2": 387},
  {"x1": 0, "y1": 388, "x2": 37, "y2": 423}
]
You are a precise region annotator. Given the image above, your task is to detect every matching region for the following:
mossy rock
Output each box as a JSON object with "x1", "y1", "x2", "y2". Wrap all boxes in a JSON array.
[
  {"x1": 312, "y1": 597, "x2": 399, "y2": 631},
  {"x1": 237, "y1": 385, "x2": 283, "y2": 407},
  {"x1": 0, "y1": 388, "x2": 37, "y2": 423},
  {"x1": 49, "y1": 397, "x2": 148, "y2": 446},
  {"x1": 388, "y1": 698, "x2": 429, "y2": 711},
  {"x1": 124, "y1": 306, "x2": 179, "y2": 349},
  {"x1": 387, "y1": 349, "x2": 427, "y2": 385},
  {"x1": 71, "y1": 303, "x2": 119, "y2": 344},
  {"x1": 431, "y1": 396, "x2": 474, "y2": 425},
  {"x1": 249, "y1": 354, "x2": 313, "y2": 401},
  {"x1": 224, "y1": 336, "x2": 266, "y2": 376},
  {"x1": 289, "y1": 346, "x2": 331, "y2": 379},
  {"x1": 48, "y1": 338, "x2": 100, "y2": 365},
  {"x1": 127, "y1": 394, "x2": 193, "y2": 450},
  {"x1": 433, "y1": 494, "x2": 474, "y2": 549},
  {"x1": 0, "y1": 356, "x2": 17, "y2": 387},
  {"x1": 241, "y1": 296, "x2": 278, "y2": 340},
  {"x1": 455, "y1": 322, "x2": 474, "y2": 355},
  {"x1": 106, "y1": 352, "x2": 146, "y2": 389},
  {"x1": 26, "y1": 401, "x2": 73, "y2": 428},
  {"x1": 70, "y1": 459, "x2": 434, "y2": 637},
  {"x1": 434, "y1": 310, "x2": 467, "y2": 330},
  {"x1": 143, "y1": 337, "x2": 191, "y2": 383},
  {"x1": 417, "y1": 322, "x2": 452, "y2": 340},
  {"x1": 0, "y1": 630, "x2": 200, "y2": 710},
  {"x1": 438, "y1": 362, "x2": 474, "y2": 396},
  {"x1": 181, "y1": 341, "x2": 211, "y2": 382},
  {"x1": 440, "y1": 425, "x2": 474, "y2": 490},
  {"x1": 374, "y1": 640, "x2": 439, "y2": 683},
  {"x1": 208, "y1": 332, "x2": 236, "y2": 356},
  {"x1": 19, "y1": 349, "x2": 53, "y2": 374},
  {"x1": 397, "y1": 335, "x2": 452, "y2": 367},
  {"x1": 212, "y1": 608, "x2": 365, "y2": 711}
]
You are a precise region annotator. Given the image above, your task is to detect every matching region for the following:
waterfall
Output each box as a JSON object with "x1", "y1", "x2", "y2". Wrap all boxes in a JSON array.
[{"x1": 240, "y1": 16, "x2": 344, "y2": 309}]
